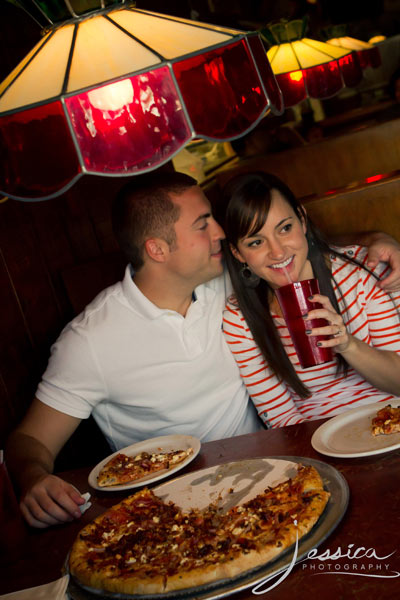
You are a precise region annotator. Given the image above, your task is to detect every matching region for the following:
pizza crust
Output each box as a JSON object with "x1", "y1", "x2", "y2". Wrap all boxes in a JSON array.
[
  {"x1": 69, "y1": 465, "x2": 330, "y2": 595},
  {"x1": 97, "y1": 449, "x2": 193, "y2": 487}
]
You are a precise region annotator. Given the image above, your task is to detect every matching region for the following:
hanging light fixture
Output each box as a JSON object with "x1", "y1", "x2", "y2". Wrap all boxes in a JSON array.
[
  {"x1": 261, "y1": 19, "x2": 363, "y2": 108},
  {"x1": 322, "y1": 24, "x2": 381, "y2": 70},
  {"x1": 325, "y1": 37, "x2": 381, "y2": 70},
  {"x1": 0, "y1": 1, "x2": 283, "y2": 201}
]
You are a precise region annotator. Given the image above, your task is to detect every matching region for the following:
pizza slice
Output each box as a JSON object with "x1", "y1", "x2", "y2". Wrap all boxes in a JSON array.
[
  {"x1": 70, "y1": 464, "x2": 330, "y2": 595},
  {"x1": 97, "y1": 448, "x2": 193, "y2": 487},
  {"x1": 371, "y1": 404, "x2": 400, "y2": 436}
]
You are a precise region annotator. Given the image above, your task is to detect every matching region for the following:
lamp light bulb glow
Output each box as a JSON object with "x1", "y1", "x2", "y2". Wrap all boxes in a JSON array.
[
  {"x1": 88, "y1": 79, "x2": 134, "y2": 111},
  {"x1": 289, "y1": 71, "x2": 303, "y2": 82}
]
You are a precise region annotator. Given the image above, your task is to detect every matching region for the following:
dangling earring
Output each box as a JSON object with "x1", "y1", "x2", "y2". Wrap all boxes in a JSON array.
[
  {"x1": 240, "y1": 263, "x2": 260, "y2": 288},
  {"x1": 306, "y1": 229, "x2": 318, "y2": 260}
]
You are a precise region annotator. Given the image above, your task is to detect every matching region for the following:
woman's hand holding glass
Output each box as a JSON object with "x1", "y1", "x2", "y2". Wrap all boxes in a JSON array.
[{"x1": 305, "y1": 293, "x2": 351, "y2": 354}]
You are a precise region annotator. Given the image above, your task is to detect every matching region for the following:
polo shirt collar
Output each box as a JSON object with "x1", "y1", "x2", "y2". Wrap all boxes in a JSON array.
[
  {"x1": 121, "y1": 265, "x2": 211, "y2": 320},
  {"x1": 122, "y1": 265, "x2": 165, "y2": 320}
]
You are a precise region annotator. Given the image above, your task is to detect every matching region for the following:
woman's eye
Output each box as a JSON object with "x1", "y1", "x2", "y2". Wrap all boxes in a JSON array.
[
  {"x1": 247, "y1": 239, "x2": 261, "y2": 247},
  {"x1": 281, "y1": 223, "x2": 292, "y2": 233}
]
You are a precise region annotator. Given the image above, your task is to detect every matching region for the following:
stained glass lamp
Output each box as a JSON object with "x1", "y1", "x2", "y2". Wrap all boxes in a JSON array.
[
  {"x1": 261, "y1": 19, "x2": 363, "y2": 108},
  {"x1": 0, "y1": 1, "x2": 283, "y2": 201},
  {"x1": 326, "y1": 37, "x2": 381, "y2": 69}
]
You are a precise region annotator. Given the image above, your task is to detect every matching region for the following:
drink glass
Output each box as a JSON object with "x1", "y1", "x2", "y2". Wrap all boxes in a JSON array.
[{"x1": 275, "y1": 278, "x2": 333, "y2": 368}]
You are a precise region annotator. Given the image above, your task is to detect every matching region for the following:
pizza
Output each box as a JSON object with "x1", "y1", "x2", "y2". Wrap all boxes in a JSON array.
[
  {"x1": 70, "y1": 464, "x2": 330, "y2": 595},
  {"x1": 371, "y1": 404, "x2": 400, "y2": 436},
  {"x1": 97, "y1": 448, "x2": 194, "y2": 487}
]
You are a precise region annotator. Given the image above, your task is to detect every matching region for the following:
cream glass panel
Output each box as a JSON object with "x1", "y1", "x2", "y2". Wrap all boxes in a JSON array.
[
  {"x1": 0, "y1": 27, "x2": 73, "y2": 112},
  {"x1": 291, "y1": 40, "x2": 338, "y2": 68},
  {"x1": 268, "y1": 44, "x2": 299, "y2": 73},
  {"x1": 0, "y1": 32, "x2": 51, "y2": 99},
  {"x1": 328, "y1": 36, "x2": 371, "y2": 50},
  {"x1": 304, "y1": 39, "x2": 350, "y2": 58},
  {"x1": 68, "y1": 15, "x2": 161, "y2": 92},
  {"x1": 134, "y1": 8, "x2": 241, "y2": 36},
  {"x1": 110, "y1": 9, "x2": 231, "y2": 59}
]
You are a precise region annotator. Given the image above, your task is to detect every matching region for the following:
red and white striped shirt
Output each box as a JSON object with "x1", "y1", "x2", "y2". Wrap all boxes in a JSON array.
[{"x1": 223, "y1": 246, "x2": 400, "y2": 427}]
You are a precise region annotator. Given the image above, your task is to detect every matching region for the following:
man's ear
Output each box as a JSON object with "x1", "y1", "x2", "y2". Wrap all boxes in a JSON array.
[
  {"x1": 230, "y1": 243, "x2": 246, "y2": 264},
  {"x1": 144, "y1": 238, "x2": 169, "y2": 263}
]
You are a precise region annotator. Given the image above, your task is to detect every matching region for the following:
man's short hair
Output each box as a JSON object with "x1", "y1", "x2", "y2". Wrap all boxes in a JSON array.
[{"x1": 112, "y1": 171, "x2": 198, "y2": 270}]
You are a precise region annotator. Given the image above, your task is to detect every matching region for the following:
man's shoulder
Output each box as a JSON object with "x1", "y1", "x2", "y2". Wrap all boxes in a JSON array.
[{"x1": 66, "y1": 269, "x2": 130, "y2": 334}]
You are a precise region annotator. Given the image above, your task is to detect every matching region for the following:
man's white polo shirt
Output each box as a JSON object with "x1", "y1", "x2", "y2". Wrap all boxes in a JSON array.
[{"x1": 36, "y1": 266, "x2": 262, "y2": 450}]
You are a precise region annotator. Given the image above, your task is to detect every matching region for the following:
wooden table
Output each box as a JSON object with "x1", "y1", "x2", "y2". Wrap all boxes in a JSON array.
[{"x1": 2, "y1": 418, "x2": 400, "y2": 598}]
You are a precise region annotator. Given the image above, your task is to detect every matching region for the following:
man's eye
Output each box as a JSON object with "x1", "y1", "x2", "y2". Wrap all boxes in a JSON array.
[{"x1": 199, "y1": 222, "x2": 208, "y2": 230}]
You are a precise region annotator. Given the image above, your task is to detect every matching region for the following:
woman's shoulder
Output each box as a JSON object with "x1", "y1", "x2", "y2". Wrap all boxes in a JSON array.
[{"x1": 223, "y1": 295, "x2": 245, "y2": 325}]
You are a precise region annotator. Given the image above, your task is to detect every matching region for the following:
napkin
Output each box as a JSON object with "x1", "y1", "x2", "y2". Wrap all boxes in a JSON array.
[
  {"x1": 78, "y1": 491, "x2": 92, "y2": 514},
  {"x1": 0, "y1": 575, "x2": 69, "y2": 600}
]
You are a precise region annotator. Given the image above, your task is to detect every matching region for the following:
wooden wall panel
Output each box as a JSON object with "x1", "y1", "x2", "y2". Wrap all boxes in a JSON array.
[
  {"x1": 214, "y1": 118, "x2": 400, "y2": 199},
  {"x1": 304, "y1": 176, "x2": 400, "y2": 242},
  {"x1": 0, "y1": 180, "x2": 126, "y2": 456}
]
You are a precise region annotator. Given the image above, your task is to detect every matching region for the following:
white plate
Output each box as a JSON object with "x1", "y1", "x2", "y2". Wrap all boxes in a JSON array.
[
  {"x1": 70, "y1": 457, "x2": 348, "y2": 600},
  {"x1": 311, "y1": 402, "x2": 400, "y2": 458},
  {"x1": 88, "y1": 434, "x2": 200, "y2": 491}
]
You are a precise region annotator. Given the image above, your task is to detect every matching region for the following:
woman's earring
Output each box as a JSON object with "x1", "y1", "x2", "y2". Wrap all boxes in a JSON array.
[{"x1": 240, "y1": 263, "x2": 260, "y2": 288}]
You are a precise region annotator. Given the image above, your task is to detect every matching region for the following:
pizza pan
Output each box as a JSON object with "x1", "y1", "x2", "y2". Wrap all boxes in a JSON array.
[{"x1": 67, "y1": 456, "x2": 349, "y2": 600}]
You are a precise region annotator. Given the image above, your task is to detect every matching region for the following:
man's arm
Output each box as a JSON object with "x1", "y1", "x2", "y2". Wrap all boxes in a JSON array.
[
  {"x1": 329, "y1": 231, "x2": 400, "y2": 291},
  {"x1": 6, "y1": 398, "x2": 84, "y2": 528}
]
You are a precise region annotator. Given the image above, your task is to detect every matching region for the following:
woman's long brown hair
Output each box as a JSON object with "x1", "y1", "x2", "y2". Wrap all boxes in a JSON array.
[{"x1": 222, "y1": 171, "x2": 351, "y2": 398}]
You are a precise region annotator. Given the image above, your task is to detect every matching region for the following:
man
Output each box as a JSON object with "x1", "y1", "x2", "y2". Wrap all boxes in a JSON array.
[{"x1": 6, "y1": 171, "x2": 400, "y2": 529}]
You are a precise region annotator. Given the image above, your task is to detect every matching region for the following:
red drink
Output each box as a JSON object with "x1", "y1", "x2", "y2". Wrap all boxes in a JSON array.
[{"x1": 275, "y1": 279, "x2": 333, "y2": 368}]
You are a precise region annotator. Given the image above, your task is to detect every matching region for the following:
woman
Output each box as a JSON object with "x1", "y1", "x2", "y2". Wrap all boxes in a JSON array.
[{"x1": 222, "y1": 172, "x2": 400, "y2": 427}]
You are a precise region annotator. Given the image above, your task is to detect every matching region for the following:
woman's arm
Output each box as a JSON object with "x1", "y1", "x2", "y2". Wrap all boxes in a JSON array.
[
  {"x1": 222, "y1": 304, "x2": 305, "y2": 427},
  {"x1": 308, "y1": 288, "x2": 400, "y2": 396}
]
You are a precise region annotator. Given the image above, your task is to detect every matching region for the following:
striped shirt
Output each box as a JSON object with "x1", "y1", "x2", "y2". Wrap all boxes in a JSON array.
[{"x1": 223, "y1": 246, "x2": 400, "y2": 427}]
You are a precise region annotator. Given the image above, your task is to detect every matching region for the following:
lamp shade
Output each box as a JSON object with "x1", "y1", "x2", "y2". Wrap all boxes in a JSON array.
[
  {"x1": 326, "y1": 37, "x2": 381, "y2": 69},
  {"x1": 0, "y1": 1, "x2": 283, "y2": 201},
  {"x1": 262, "y1": 20, "x2": 363, "y2": 108}
]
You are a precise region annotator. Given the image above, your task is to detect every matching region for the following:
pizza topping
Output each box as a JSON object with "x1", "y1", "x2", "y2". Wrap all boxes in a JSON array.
[
  {"x1": 371, "y1": 404, "x2": 400, "y2": 436},
  {"x1": 70, "y1": 465, "x2": 330, "y2": 594},
  {"x1": 97, "y1": 448, "x2": 194, "y2": 487}
]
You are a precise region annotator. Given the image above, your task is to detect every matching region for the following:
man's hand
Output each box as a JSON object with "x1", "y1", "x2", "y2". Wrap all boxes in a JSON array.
[
  {"x1": 20, "y1": 473, "x2": 85, "y2": 528},
  {"x1": 5, "y1": 399, "x2": 83, "y2": 528},
  {"x1": 365, "y1": 233, "x2": 400, "y2": 291}
]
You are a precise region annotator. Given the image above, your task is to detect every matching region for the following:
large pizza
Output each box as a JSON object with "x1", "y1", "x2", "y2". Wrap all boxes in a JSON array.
[{"x1": 69, "y1": 463, "x2": 330, "y2": 595}]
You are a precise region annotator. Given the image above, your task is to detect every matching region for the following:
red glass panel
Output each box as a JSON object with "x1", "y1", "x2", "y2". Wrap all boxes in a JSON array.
[
  {"x1": 304, "y1": 60, "x2": 343, "y2": 99},
  {"x1": 338, "y1": 52, "x2": 363, "y2": 87},
  {"x1": 365, "y1": 47, "x2": 381, "y2": 68},
  {"x1": 275, "y1": 72, "x2": 307, "y2": 108},
  {"x1": 356, "y1": 49, "x2": 369, "y2": 69},
  {"x1": 173, "y1": 40, "x2": 269, "y2": 139},
  {"x1": 65, "y1": 66, "x2": 191, "y2": 174},
  {"x1": 247, "y1": 35, "x2": 283, "y2": 114},
  {"x1": 0, "y1": 101, "x2": 80, "y2": 200}
]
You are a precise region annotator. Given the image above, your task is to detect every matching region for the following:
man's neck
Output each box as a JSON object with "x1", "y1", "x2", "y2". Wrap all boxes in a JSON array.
[{"x1": 133, "y1": 270, "x2": 195, "y2": 317}]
